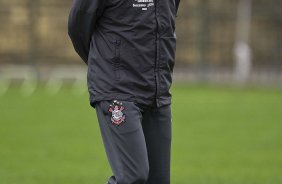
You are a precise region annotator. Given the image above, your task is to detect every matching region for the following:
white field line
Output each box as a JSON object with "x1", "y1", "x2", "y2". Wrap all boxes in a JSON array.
[{"x1": 0, "y1": 65, "x2": 87, "y2": 96}]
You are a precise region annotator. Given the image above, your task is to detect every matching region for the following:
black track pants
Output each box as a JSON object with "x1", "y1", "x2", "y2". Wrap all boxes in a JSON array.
[{"x1": 95, "y1": 101, "x2": 172, "y2": 184}]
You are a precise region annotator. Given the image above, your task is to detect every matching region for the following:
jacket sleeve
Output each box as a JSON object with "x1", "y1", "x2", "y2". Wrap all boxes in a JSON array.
[
  {"x1": 175, "y1": 0, "x2": 180, "y2": 16},
  {"x1": 68, "y1": 0, "x2": 105, "y2": 64}
]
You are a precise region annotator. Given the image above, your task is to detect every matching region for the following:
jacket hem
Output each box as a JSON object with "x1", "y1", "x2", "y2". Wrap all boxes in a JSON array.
[{"x1": 89, "y1": 93, "x2": 171, "y2": 108}]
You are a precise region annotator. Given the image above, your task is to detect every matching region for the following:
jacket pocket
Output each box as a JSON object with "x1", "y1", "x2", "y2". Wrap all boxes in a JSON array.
[{"x1": 111, "y1": 40, "x2": 121, "y2": 81}]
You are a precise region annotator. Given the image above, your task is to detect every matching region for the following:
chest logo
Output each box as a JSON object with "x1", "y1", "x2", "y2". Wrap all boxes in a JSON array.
[
  {"x1": 133, "y1": 0, "x2": 155, "y2": 11},
  {"x1": 109, "y1": 100, "x2": 126, "y2": 126}
]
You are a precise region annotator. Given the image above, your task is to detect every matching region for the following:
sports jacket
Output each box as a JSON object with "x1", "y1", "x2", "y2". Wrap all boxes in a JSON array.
[{"x1": 68, "y1": 0, "x2": 180, "y2": 107}]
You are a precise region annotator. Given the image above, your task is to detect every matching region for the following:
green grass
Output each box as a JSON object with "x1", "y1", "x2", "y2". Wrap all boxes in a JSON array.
[{"x1": 1, "y1": 85, "x2": 282, "y2": 184}]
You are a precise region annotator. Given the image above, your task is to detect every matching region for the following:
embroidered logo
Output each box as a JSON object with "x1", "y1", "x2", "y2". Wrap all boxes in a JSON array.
[
  {"x1": 133, "y1": 0, "x2": 154, "y2": 11},
  {"x1": 108, "y1": 100, "x2": 126, "y2": 126}
]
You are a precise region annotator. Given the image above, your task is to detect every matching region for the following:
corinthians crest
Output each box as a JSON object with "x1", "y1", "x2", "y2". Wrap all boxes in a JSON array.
[{"x1": 108, "y1": 100, "x2": 126, "y2": 126}]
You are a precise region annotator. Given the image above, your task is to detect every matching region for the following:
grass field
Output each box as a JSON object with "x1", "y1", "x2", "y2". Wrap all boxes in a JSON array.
[{"x1": 1, "y1": 85, "x2": 282, "y2": 184}]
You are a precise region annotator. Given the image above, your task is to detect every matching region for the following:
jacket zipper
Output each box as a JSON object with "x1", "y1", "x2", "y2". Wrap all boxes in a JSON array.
[{"x1": 154, "y1": 0, "x2": 160, "y2": 107}]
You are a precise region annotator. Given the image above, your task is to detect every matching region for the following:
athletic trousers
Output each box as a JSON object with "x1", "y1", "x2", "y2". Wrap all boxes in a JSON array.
[{"x1": 95, "y1": 100, "x2": 172, "y2": 184}]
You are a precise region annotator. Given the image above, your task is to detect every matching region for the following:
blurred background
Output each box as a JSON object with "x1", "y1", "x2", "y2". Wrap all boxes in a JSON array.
[
  {"x1": 0, "y1": 0, "x2": 282, "y2": 89},
  {"x1": 0, "y1": 0, "x2": 282, "y2": 184}
]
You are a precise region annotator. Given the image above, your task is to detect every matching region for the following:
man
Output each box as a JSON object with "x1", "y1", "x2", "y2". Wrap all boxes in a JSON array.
[{"x1": 68, "y1": 0, "x2": 180, "y2": 183}]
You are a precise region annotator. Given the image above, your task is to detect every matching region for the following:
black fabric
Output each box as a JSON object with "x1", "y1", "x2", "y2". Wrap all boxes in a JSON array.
[
  {"x1": 68, "y1": 0, "x2": 180, "y2": 108},
  {"x1": 175, "y1": 0, "x2": 180, "y2": 15},
  {"x1": 95, "y1": 101, "x2": 172, "y2": 184},
  {"x1": 68, "y1": 0, "x2": 107, "y2": 63}
]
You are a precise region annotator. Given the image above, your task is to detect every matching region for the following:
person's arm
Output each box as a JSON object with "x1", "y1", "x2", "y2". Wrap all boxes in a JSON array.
[
  {"x1": 68, "y1": 0, "x2": 106, "y2": 64},
  {"x1": 175, "y1": 0, "x2": 180, "y2": 16}
]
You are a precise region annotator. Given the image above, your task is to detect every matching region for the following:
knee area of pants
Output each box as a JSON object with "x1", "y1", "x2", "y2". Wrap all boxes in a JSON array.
[
  {"x1": 139, "y1": 165, "x2": 150, "y2": 183},
  {"x1": 118, "y1": 168, "x2": 149, "y2": 184},
  {"x1": 136, "y1": 170, "x2": 149, "y2": 184}
]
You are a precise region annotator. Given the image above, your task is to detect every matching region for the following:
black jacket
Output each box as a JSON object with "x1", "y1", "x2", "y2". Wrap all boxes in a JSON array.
[{"x1": 68, "y1": 0, "x2": 180, "y2": 107}]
